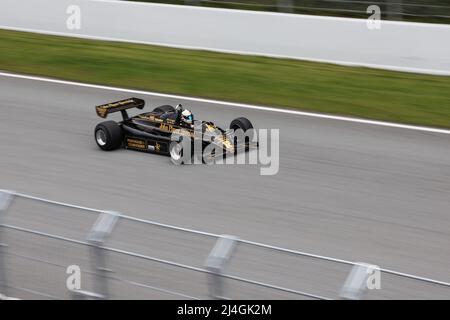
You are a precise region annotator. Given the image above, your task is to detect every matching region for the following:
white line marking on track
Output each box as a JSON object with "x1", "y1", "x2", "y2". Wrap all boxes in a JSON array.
[{"x1": 1, "y1": 71, "x2": 450, "y2": 135}]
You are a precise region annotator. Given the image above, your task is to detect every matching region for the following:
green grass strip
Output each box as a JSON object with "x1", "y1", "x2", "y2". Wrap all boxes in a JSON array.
[{"x1": 1, "y1": 29, "x2": 449, "y2": 128}]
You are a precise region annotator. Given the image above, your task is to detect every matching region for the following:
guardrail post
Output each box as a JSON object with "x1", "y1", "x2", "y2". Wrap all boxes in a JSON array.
[
  {"x1": 277, "y1": 0, "x2": 294, "y2": 13},
  {"x1": 85, "y1": 210, "x2": 119, "y2": 300},
  {"x1": 0, "y1": 191, "x2": 14, "y2": 296},
  {"x1": 340, "y1": 263, "x2": 380, "y2": 300},
  {"x1": 387, "y1": 0, "x2": 403, "y2": 21},
  {"x1": 204, "y1": 235, "x2": 238, "y2": 299}
]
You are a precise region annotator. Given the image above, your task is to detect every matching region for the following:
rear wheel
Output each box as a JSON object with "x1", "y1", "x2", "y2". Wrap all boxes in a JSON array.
[
  {"x1": 153, "y1": 105, "x2": 175, "y2": 114},
  {"x1": 95, "y1": 121, "x2": 123, "y2": 151}
]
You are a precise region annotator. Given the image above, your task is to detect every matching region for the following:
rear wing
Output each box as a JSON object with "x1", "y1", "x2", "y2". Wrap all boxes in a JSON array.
[{"x1": 95, "y1": 97, "x2": 145, "y2": 118}]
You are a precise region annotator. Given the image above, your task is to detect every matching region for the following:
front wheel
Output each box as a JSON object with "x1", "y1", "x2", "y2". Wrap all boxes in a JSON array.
[
  {"x1": 169, "y1": 136, "x2": 197, "y2": 165},
  {"x1": 95, "y1": 121, "x2": 123, "y2": 151},
  {"x1": 169, "y1": 141, "x2": 184, "y2": 165},
  {"x1": 229, "y1": 117, "x2": 254, "y2": 152}
]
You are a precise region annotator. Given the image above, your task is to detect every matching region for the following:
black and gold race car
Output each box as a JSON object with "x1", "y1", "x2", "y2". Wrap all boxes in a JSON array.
[{"x1": 94, "y1": 97, "x2": 257, "y2": 164}]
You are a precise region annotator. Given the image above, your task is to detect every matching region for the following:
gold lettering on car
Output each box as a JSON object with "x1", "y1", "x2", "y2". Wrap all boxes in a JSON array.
[
  {"x1": 126, "y1": 138, "x2": 146, "y2": 150},
  {"x1": 159, "y1": 123, "x2": 174, "y2": 131},
  {"x1": 173, "y1": 128, "x2": 194, "y2": 138}
]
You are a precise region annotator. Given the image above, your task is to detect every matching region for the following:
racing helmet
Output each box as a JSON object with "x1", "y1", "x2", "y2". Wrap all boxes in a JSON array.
[{"x1": 181, "y1": 109, "x2": 194, "y2": 126}]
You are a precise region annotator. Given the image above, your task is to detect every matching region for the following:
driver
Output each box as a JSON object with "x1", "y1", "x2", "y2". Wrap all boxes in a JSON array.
[
  {"x1": 181, "y1": 109, "x2": 194, "y2": 128},
  {"x1": 172, "y1": 104, "x2": 194, "y2": 127}
]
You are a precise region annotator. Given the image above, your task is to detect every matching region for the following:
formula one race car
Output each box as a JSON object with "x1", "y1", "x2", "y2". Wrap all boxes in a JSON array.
[{"x1": 94, "y1": 98, "x2": 257, "y2": 164}]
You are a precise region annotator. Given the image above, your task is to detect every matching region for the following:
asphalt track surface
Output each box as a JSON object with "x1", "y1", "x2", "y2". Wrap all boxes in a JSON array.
[{"x1": 0, "y1": 74, "x2": 450, "y2": 299}]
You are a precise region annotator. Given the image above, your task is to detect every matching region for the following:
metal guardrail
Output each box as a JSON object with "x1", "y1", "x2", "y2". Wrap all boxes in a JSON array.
[
  {"x1": 0, "y1": 189, "x2": 449, "y2": 300},
  {"x1": 136, "y1": 0, "x2": 450, "y2": 23}
]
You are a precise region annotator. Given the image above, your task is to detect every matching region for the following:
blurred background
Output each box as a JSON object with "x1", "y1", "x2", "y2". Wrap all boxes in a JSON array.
[
  {"x1": 134, "y1": 0, "x2": 450, "y2": 23},
  {"x1": 0, "y1": 0, "x2": 449, "y2": 300}
]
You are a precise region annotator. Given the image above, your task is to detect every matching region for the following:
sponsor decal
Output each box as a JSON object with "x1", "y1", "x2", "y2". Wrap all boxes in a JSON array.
[{"x1": 126, "y1": 138, "x2": 147, "y2": 150}]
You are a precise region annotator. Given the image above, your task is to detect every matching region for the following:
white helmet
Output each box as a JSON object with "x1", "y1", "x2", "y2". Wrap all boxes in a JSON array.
[{"x1": 181, "y1": 109, "x2": 194, "y2": 125}]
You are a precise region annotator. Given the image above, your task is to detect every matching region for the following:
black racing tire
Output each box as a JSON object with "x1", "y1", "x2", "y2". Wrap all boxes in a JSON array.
[
  {"x1": 170, "y1": 136, "x2": 196, "y2": 165},
  {"x1": 230, "y1": 117, "x2": 254, "y2": 151},
  {"x1": 153, "y1": 105, "x2": 175, "y2": 114},
  {"x1": 169, "y1": 141, "x2": 184, "y2": 165},
  {"x1": 230, "y1": 117, "x2": 253, "y2": 133},
  {"x1": 94, "y1": 121, "x2": 123, "y2": 151}
]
